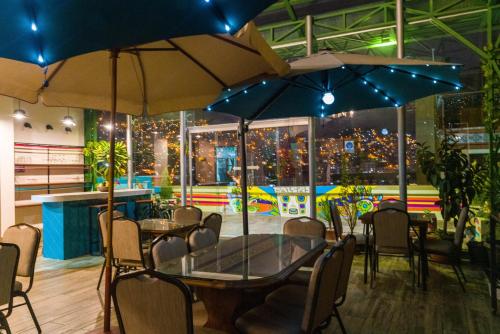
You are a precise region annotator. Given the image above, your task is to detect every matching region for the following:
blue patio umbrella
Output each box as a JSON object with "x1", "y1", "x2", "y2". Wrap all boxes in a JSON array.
[
  {"x1": 0, "y1": 2, "x2": 280, "y2": 333},
  {"x1": 206, "y1": 52, "x2": 462, "y2": 233},
  {"x1": 0, "y1": 0, "x2": 276, "y2": 65}
]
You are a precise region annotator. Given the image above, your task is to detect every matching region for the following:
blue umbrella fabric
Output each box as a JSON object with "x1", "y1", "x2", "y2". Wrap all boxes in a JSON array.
[
  {"x1": 0, "y1": 0, "x2": 276, "y2": 65},
  {"x1": 206, "y1": 52, "x2": 462, "y2": 120}
]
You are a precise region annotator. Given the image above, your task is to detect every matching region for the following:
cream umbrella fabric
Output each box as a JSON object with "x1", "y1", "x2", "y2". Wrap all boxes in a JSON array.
[{"x1": 0, "y1": 23, "x2": 289, "y2": 115}]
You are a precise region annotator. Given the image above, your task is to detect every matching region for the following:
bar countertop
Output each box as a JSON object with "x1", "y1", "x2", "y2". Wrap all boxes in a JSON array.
[{"x1": 31, "y1": 189, "x2": 152, "y2": 203}]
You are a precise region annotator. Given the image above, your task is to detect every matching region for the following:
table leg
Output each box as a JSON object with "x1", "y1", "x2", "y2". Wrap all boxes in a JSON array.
[
  {"x1": 363, "y1": 223, "x2": 369, "y2": 284},
  {"x1": 195, "y1": 287, "x2": 243, "y2": 333},
  {"x1": 419, "y1": 222, "x2": 428, "y2": 291}
]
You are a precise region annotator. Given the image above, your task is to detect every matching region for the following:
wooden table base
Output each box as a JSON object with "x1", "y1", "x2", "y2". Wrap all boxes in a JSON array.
[{"x1": 196, "y1": 287, "x2": 271, "y2": 333}]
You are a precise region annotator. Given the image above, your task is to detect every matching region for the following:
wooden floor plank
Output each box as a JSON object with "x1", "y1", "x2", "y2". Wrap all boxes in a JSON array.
[{"x1": 4, "y1": 253, "x2": 500, "y2": 333}]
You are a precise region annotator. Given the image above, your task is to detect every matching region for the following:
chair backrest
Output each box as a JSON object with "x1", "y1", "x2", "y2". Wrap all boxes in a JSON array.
[
  {"x1": 301, "y1": 245, "x2": 344, "y2": 333},
  {"x1": 284, "y1": 216, "x2": 326, "y2": 239},
  {"x1": 112, "y1": 218, "x2": 144, "y2": 264},
  {"x1": 98, "y1": 210, "x2": 125, "y2": 249},
  {"x1": 150, "y1": 234, "x2": 188, "y2": 269},
  {"x1": 173, "y1": 206, "x2": 202, "y2": 224},
  {"x1": 378, "y1": 199, "x2": 407, "y2": 211},
  {"x1": 186, "y1": 226, "x2": 217, "y2": 253},
  {"x1": 0, "y1": 243, "x2": 19, "y2": 314},
  {"x1": 334, "y1": 234, "x2": 356, "y2": 303},
  {"x1": 372, "y1": 208, "x2": 410, "y2": 251},
  {"x1": 112, "y1": 270, "x2": 194, "y2": 334},
  {"x1": 2, "y1": 224, "x2": 40, "y2": 286},
  {"x1": 454, "y1": 206, "x2": 469, "y2": 249},
  {"x1": 201, "y1": 213, "x2": 222, "y2": 241},
  {"x1": 328, "y1": 200, "x2": 343, "y2": 240}
]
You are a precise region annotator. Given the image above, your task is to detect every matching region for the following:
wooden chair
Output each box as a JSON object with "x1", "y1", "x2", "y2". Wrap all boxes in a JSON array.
[
  {"x1": 186, "y1": 226, "x2": 217, "y2": 253},
  {"x1": 201, "y1": 213, "x2": 222, "y2": 241},
  {"x1": 173, "y1": 206, "x2": 202, "y2": 224},
  {"x1": 149, "y1": 233, "x2": 188, "y2": 269},
  {"x1": 112, "y1": 270, "x2": 221, "y2": 334},
  {"x1": 267, "y1": 235, "x2": 357, "y2": 334},
  {"x1": 0, "y1": 243, "x2": 19, "y2": 334},
  {"x1": 371, "y1": 208, "x2": 416, "y2": 288},
  {"x1": 1, "y1": 224, "x2": 41, "y2": 333},
  {"x1": 97, "y1": 210, "x2": 125, "y2": 290},
  {"x1": 235, "y1": 245, "x2": 344, "y2": 333},
  {"x1": 414, "y1": 206, "x2": 469, "y2": 291},
  {"x1": 378, "y1": 199, "x2": 407, "y2": 211},
  {"x1": 283, "y1": 216, "x2": 326, "y2": 239},
  {"x1": 112, "y1": 218, "x2": 148, "y2": 277}
]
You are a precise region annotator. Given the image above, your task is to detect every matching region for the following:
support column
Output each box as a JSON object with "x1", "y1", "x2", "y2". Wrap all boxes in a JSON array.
[
  {"x1": 180, "y1": 111, "x2": 187, "y2": 206},
  {"x1": 396, "y1": 0, "x2": 407, "y2": 201},
  {"x1": 126, "y1": 115, "x2": 133, "y2": 189},
  {"x1": 306, "y1": 14, "x2": 317, "y2": 218},
  {"x1": 0, "y1": 97, "x2": 15, "y2": 236}
]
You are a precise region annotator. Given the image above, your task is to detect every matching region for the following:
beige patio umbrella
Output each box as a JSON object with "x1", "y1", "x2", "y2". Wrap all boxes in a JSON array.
[
  {"x1": 0, "y1": 22, "x2": 288, "y2": 333},
  {"x1": 0, "y1": 22, "x2": 289, "y2": 115}
]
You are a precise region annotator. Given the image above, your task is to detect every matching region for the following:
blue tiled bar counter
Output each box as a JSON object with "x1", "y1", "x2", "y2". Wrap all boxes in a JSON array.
[{"x1": 32, "y1": 189, "x2": 152, "y2": 260}]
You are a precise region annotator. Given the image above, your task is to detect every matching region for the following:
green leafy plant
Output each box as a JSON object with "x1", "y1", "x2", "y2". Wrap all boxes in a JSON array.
[
  {"x1": 481, "y1": 45, "x2": 500, "y2": 216},
  {"x1": 159, "y1": 168, "x2": 174, "y2": 200},
  {"x1": 84, "y1": 140, "x2": 128, "y2": 188},
  {"x1": 336, "y1": 154, "x2": 373, "y2": 234},
  {"x1": 417, "y1": 135, "x2": 486, "y2": 231},
  {"x1": 83, "y1": 141, "x2": 99, "y2": 190},
  {"x1": 318, "y1": 197, "x2": 333, "y2": 230}
]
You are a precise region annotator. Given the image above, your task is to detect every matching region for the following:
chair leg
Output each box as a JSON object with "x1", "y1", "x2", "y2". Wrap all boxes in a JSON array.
[
  {"x1": 96, "y1": 259, "x2": 106, "y2": 290},
  {"x1": 452, "y1": 265, "x2": 466, "y2": 292},
  {"x1": 21, "y1": 293, "x2": 41, "y2": 333},
  {"x1": 333, "y1": 307, "x2": 347, "y2": 334},
  {"x1": 0, "y1": 313, "x2": 12, "y2": 334},
  {"x1": 457, "y1": 263, "x2": 467, "y2": 282},
  {"x1": 370, "y1": 251, "x2": 377, "y2": 288}
]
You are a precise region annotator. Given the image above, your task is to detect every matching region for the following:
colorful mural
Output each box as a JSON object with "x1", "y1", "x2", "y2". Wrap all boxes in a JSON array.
[{"x1": 125, "y1": 176, "x2": 442, "y2": 220}]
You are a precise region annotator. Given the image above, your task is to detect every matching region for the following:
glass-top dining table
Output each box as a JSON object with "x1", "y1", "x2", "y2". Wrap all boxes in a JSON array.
[
  {"x1": 156, "y1": 233, "x2": 327, "y2": 332},
  {"x1": 138, "y1": 218, "x2": 200, "y2": 235}
]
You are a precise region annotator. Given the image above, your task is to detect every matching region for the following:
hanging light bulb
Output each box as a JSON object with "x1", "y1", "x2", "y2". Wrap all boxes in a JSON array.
[
  {"x1": 62, "y1": 115, "x2": 76, "y2": 127},
  {"x1": 104, "y1": 123, "x2": 113, "y2": 131},
  {"x1": 322, "y1": 91, "x2": 335, "y2": 105},
  {"x1": 13, "y1": 109, "x2": 27, "y2": 120},
  {"x1": 62, "y1": 108, "x2": 76, "y2": 127},
  {"x1": 13, "y1": 100, "x2": 27, "y2": 120}
]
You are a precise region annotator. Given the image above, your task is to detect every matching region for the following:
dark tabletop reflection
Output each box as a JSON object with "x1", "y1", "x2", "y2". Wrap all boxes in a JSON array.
[{"x1": 156, "y1": 234, "x2": 325, "y2": 281}]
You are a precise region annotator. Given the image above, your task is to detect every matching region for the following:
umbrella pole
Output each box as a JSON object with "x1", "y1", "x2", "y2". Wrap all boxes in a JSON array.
[
  {"x1": 239, "y1": 118, "x2": 249, "y2": 235},
  {"x1": 103, "y1": 49, "x2": 119, "y2": 333}
]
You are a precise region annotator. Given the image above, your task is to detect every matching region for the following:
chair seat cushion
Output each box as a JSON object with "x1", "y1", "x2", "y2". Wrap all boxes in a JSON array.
[
  {"x1": 265, "y1": 284, "x2": 307, "y2": 309},
  {"x1": 287, "y1": 269, "x2": 312, "y2": 286},
  {"x1": 14, "y1": 280, "x2": 22, "y2": 292},
  {"x1": 235, "y1": 302, "x2": 304, "y2": 334},
  {"x1": 413, "y1": 238, "x2": 454, "y2": 256}
]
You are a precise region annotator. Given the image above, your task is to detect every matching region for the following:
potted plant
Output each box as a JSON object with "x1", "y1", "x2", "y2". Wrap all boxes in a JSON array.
[
  {"x1": 318, "y1": 197, "x2": 335, "y2": 240},
  {"x1": 417, "y1": 134, "x2": 487, "y2": 233},
  {"x1": 335, "y1": 154, "x2": 373, "y2": 234},
  {"x1": 84, "y1": 140, "x2": 128, "y2": 192}
]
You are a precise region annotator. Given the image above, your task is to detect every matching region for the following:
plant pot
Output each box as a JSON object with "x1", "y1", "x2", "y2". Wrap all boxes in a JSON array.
[
  {"x1": 326, "y1": 228, "x2": 336, "y2": 241},
  {"x1": 467, "y1": 241, "x2": 488, "y2": 266},
  {"x1": 97, "y1": 185, "x2": 109, "y2": 192}
]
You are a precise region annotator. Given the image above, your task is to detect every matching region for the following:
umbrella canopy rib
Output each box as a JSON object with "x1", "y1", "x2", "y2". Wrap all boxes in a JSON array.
[
  {"x1": 39, "y1": 60, "x2": 66, "y2": 91},
  {"x1": 132, "y1": 50, "x2": 148, "y2": 111},
  {"x1": 167, "y1": 39, "x2": 228, "y2": 88},
  {"x1": 210, "y1": 35, "x2": 261, "y2": 55},
  {"x1": 249, "y1": 80, "x2": 295, "y2": 121}
]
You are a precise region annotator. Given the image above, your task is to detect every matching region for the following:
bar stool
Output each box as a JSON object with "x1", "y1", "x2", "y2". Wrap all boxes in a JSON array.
[
  {"x1": 134, "y1": 198, "x2": 154, "y2": 220},
  {"x1": 88, "y1": 201, "x2": 127, "y2": 255}
]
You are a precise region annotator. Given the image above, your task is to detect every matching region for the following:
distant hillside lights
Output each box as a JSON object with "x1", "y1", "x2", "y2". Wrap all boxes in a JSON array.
[{"x1": 330, "y1": 110, "x2": 354, "y2": 119}]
